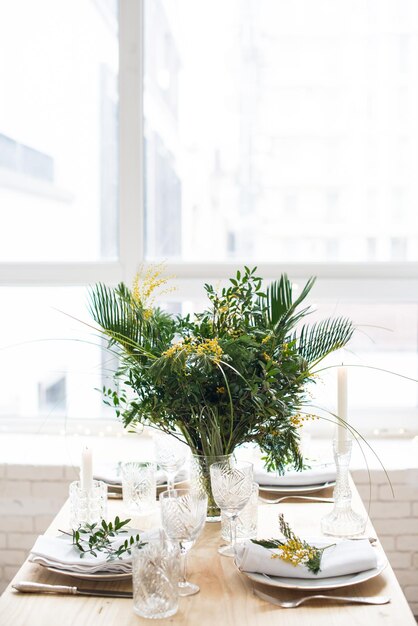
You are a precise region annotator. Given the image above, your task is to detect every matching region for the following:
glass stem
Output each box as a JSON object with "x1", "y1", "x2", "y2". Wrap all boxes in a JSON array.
[
  {"x1": 166, "y1": 472, "x2": 175, "y2": 491},
  {"x1": 179, "y1": 543, "x2": 188, "y2": 585},
  {"x1": 230, "y1": 513, "x2": 238, "y2": 551}
]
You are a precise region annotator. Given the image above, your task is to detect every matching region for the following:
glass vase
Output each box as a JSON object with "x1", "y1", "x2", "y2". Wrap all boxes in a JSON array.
[{"x1": 189, "y1": 454, "x2": 233, "y2": 522}]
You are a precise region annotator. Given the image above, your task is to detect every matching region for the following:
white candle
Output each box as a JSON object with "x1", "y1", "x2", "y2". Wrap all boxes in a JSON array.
[
  {"x1": 80, "y1": 446, "x2": 93, "y2": 492},
  {"x1": 337, "y1": 366, "x2": 348, "y2": 452}
]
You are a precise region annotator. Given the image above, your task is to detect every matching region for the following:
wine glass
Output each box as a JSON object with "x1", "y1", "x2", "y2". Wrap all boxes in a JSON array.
[
  {"x1": 159, "y1": 488, "x2": 208, "y2": 596},
  {"x1": 155, "y1": 437, "x2": 186, "y2": 490},
  {"x1": 210, "y1": 460, "x2": 253, "y2": 557}
]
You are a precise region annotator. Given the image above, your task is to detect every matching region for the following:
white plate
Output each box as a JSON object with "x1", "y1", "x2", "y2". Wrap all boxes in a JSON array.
[
  {"x1": 257, "y1": 480, "x2": 336, "y2": 495},
  {"x1": 241, "y1": 552, "x2": 387, "y2": 591},
  {"x1": 103, "y1": 480, "x2": 187, "y2": 492},
  {"x1": 45, "y1": 565, "x2": 131, "y2": 581}
]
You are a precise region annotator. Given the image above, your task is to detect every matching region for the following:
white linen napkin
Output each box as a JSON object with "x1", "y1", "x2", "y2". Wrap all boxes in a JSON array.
[
  {"x1": 94, "y1": 463, "x2": 188, "y2": 487},
  {"x1": 254, "y1": 462, "x2": 336, "y2": 487},
  {"x1": 235, "y1": 538, "x2": 377, "y2": 579},
  {"x1": 29, "y1": 529, "x2": 157, "y2": 574}
]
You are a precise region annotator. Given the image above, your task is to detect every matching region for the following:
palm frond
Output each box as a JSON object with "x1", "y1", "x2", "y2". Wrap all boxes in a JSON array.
[
  {"x1": 296, "y1": 317, "x2": 354, "y2": 365},
  {"x1": 88, "y1": 282, "x2": 141, "y2": 351},
  {"x1": 264, "y1": 274, "x2": 316, "y2": 334}
]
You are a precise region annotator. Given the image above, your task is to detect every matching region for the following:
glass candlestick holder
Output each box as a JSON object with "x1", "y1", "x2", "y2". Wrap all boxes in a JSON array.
[
  {"x1": 69, "y1": 480, "x2": 107, "y2": 529},
  {"x1": 321, "y1": 438, "x2": 366, "y2": 537}
]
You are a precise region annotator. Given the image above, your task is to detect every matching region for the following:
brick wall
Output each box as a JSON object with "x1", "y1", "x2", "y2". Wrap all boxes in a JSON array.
[
  {"x1": 0, "y1": 464, "x2": 76, "y2": 593},
  {"x1": 353, "y1": 467, "x2": 418, "y2": 617},
  {"x1": 0, "y1": 463, "x2": 417, "y2": 616}
]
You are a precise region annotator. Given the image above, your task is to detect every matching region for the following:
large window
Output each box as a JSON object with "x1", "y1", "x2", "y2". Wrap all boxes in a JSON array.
[
  {"x1": 0, "y1": 0, "x2": 119, "y2": 262},
  {"x1": 144, "y1": 0, "x2": 418, "y2": 263},
  {"x1": 0, "y1": 0, "x2": 418, "y2": 435},
  {"x1": 0, "y1": 0, "x2": 120, "y2": 431}
]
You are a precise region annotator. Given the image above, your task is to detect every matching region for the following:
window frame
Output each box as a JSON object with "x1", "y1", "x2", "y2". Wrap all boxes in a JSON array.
[{"x1": 1, "y1": 0, "x2": 418, "y2": 288}]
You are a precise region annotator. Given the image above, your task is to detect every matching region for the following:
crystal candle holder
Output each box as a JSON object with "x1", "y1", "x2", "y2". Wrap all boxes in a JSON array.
[
  {"x1": 321, "y1": 438, "x2": 366, "y2": 537},
  {"x1": 69, "y1": 480, "x2": 107, "y2": 529}
]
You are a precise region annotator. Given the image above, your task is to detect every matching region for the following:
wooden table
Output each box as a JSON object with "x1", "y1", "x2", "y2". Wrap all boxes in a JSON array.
[{"x1": 0, "y1": 484, "x2": 415, "y2": 626}]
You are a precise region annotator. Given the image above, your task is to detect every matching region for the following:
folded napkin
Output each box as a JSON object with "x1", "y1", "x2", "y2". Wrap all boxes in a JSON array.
[
  {"x1": 29, "y1": 529, "x2": 156, "y2": 574},
  {"x1": 254, "y1": 462, "x2": 336, "y2": 487},
  {"x1": 235, "y1": 538, "x2": 377, "y2": 579},
  {"x1": 94, "y1": 463, "x2": 188, "y2": 487}
]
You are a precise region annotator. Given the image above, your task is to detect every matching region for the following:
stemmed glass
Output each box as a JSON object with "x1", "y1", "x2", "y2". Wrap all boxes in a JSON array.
[
  {"x1": 210, "y1": 460, "x2": 253, "y2": 557},
  {"x1": 159, "y1": 488, "x2": 208, "y2": 596},
  {"x1": 155, "y1": 437, "x2": 186, "y2": 490}
]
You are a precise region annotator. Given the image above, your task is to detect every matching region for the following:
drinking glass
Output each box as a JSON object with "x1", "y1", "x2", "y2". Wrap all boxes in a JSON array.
[
  {"x1": 210, "y1": 460, "x2": 253, "y2": 557},
  {"x1": 121, "y1": 462, "x2": 156, "y2": 514},
  {"x1": 155, "y1": 437, "x2": 186, "y2": 490},
  {"x1": 132, "y1": 536, "x2": 179, "y2": 619},
  {"x1": 159, "y1": 488, "x2": 207, "y2": 596},
  {"x1": 221, "y1": 481, "x2": 258, "y2": 542}
]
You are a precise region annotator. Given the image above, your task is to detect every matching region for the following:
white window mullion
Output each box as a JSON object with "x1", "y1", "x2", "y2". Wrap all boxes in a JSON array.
[
  {"x1": 119, "y1": 0, "x2": 145, "y2": 285},
  {"x1": 0, "y1": 262, "x2": 124, "y2": 287}
]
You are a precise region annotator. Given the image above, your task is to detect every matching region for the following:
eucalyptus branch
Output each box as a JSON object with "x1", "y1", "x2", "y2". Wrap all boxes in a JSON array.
[{"x1": 59, "y1": 516, "x2": 146, "y2": 561}]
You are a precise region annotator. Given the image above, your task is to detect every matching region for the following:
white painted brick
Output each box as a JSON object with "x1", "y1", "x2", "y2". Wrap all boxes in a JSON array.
[
  {"x1": 31, "y1": 481, "x2": 68, "y2": 499},
  {"x1": 64, "y1": 465, "x2": 79, "y2": 481},
  {"x1": 353, "y1": 469, "x2": 409, "y2": 485},
  {"x1": 7, "y1": 533, "x2": 38, "y2": 551},
  {"x1": 404, "y1": 586, "x2": 418, "y2": 603},
  {"x1": 0, "y1": 498, "x2": 28, "y2": 516},
  {"x1": 413, "y1": 554, "x2": 418, "y2": 569},
  {"x1": 34, "y1": 514, "x2": 54, "y2": 533},
  {"x1": 409, "y1": 602, "x2": 418, "y2": 617},
  {"x1": 396, "y1": 571, "x2": 418, "y2": 587},
  {"x1": 0, "y1": 580, "x2": 7, "y2": 595},
  {"x1": 0, "y1": 481, "x2": 31, "y2": 497},
  {"x1": 412, "y1": 502, "x2": 418, "y2": 517},
  {"x1": 354, "y1": 484, "x2": 379, "y2": 501},
  {"x1": 397, "y1": 535, "x2": 418, "y2": 551},
  {"x1": 387, "y1": 470, "x2": 414, "y2": 485},
  {"x1": 0, "y1": 533, "x2": 6, "y2": 549},
  {"x1": 352, "y1": 470, "x2": 381, "y2": 485},
  {"x1": 405, "y1": 468, "x2": 418, "y2": 485},
  {"x1": 0, "y1": 464, "x2": 5, "y2": 478},
  {"x1": 379, "y1": 484, "x2": 418, "y2": 501},
  {"x1": 379, "y1": 536, "x2": 395, "y2": 551},
  {"x1": 370, "y1": 501, "x2": 410, "y2": 519},
  {"x1": 0, "y1": 515, "x2": 33, "y2": 532},
  {"x1": 4, "y1": 565, "x2": 20, "y2": 581},
  {"x1": 6, "y1": 464, "x2": 64, "y2": 481},
  {"x1": 1, "y1": 550, "x2": 26, "y2": 566},
  {"x1": 373, "y1": 518, "x2": 418, "y2": 535},
  {"x1": 386, "y1": 551, "x2": 411, "y2": 569},
  {"x1": 0, "y1": 496, "x2": 65, "y2": 517}
]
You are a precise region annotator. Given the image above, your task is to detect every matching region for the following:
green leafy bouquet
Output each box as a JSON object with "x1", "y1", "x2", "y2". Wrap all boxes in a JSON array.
[{"x1": 88, "y1": 265, "x2": 353, "y2": 472}]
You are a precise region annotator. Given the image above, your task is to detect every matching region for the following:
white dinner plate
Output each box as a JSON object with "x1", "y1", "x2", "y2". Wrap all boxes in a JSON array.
[
  {"x1": 105, "y1": 479, "x2": 186, "y2": 491},
  {"x1": 257, "y1": 480, "x2": 336, "y2": 495},
  {"x1": 241, "y1": 552, "x2": 387, "y2": 591},
  {"x1": 45, "y1": 565, "x2": 132, "y2": 581}
]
